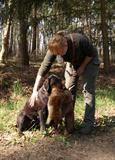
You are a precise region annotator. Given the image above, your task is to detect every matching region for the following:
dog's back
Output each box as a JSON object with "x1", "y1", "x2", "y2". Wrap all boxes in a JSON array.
[{"x1": 48, "y1": 87, "x2": 73, "y2": 115}]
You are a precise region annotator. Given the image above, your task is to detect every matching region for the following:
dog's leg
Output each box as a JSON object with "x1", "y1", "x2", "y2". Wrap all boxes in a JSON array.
[
  {"x1": 43, "y1": 106, "x2": 48, "y2": 123},
  {"x1": 38, "y1": 109, "x2": 46, "y2": 133},
  {"x1": 65, "y1": 110, "x2": 75, "y2": 134}
]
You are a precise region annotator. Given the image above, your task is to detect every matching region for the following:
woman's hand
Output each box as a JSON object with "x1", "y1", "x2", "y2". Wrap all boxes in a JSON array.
[
  {"x1": 29, "y1": 91, "x2": 38, "y2": 107},
  {"x1": 76, "y1": 56, "x2": 92, "y2": 76},
  {"x1": 77, "y1": 56, "x2": 92, "y2": 76},
  {"x1": 76, "y1": 66, "x2": 85, "y2": 76},
  {"x1": 29, "y1": 74, "x2": 43, "y2": 107}
]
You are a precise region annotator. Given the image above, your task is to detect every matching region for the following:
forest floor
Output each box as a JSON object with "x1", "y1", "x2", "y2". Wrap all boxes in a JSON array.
[{"x1": 0, "y1": 62, "x2": 115, "y2": 160}]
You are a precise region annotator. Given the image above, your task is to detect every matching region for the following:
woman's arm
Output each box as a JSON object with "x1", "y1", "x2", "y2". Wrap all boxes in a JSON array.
[
  {"x1": 30, "y1": 50, "x2": 56, "y2": 106},
  {"x1": 76, "y1": 56, "x2": 92, "y2": 76}
]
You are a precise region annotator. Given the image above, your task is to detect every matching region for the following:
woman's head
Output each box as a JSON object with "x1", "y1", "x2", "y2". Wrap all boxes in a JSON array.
[{"x1": 48, "y1": 31, "x2": 68, "y2": 56}]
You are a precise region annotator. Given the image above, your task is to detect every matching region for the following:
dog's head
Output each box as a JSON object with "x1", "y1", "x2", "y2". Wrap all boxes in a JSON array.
[
  {"x1": 16, "y1": 101, "x2": 48, "y2": 134},
  {"x1": 43, "y1": 75, "x2": 63, "y2": 95},
  {"x1": 16, "y1": 110, "x2": 33, "y2": 134}
]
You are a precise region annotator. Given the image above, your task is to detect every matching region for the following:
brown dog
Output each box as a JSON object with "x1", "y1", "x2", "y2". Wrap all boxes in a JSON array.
[
  {"x1": 16, "y1": 74, "x2": 63, "y2": 134},
  {"x1": 46, "y1": 86, "x2": 74, "y2": 134}
]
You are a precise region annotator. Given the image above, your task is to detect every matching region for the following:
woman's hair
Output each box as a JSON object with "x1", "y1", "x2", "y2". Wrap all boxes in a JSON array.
[{"x1": 48, "y1": 31, "x2": 66, "y2": 52}]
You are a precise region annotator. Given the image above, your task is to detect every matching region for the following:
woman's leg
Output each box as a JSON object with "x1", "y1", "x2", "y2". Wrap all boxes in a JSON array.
[{"x1": 82, "y1": 62, "x2": 99, "y2": 133}]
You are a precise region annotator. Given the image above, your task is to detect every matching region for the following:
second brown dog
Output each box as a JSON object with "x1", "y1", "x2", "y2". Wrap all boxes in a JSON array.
[{"x1": 47, "y1": 86, "x2": 75, "y2": 134}]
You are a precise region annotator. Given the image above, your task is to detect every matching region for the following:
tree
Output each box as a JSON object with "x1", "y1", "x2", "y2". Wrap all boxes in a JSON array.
[
  {"x1": 100, "y1": 0, "x2": 110, "y2": 73},
  {"x1": 15, "y1": 0, "x2": 45, "y2": 66},
  {"x1": 15, "y1": 0, "x2": 32, "y2": 66},
  {"x1": 0, "y1": 0, "x2": 13, "y2": 63},
  {"x1": 31, "y1": 3, "x2": 37, "y2": 55}
]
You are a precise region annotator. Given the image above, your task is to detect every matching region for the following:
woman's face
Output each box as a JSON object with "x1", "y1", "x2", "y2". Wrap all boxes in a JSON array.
[
  {"x1": 50, "y1": 39, "x2": 68, "y2": 56},
  {"x1": 58, "y1": 44, "x2": 68, "y2": 56}
]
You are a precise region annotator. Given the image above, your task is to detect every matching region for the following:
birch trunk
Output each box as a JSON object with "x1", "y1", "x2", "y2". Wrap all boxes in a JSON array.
[{"x1": 0, "y1": 18, "x2": 11, "y2": 63}]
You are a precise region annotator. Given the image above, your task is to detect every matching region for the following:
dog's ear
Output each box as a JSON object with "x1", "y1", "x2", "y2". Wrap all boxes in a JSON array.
[
  {"x1": 43, "y1": 78, "x2": 51, "y2": 94},
  {"x1": 49, "y1": 75, "x2": 63, "y2": 89}
]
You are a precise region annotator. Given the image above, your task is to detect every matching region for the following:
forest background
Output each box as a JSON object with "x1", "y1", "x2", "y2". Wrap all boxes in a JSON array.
[{"x1": 0, "y1": 1, "x2": 115, "y2": 160}]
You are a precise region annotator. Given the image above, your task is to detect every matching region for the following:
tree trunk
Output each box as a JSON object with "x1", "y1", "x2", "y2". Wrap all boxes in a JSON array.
[
  {"x1": 100, "y1": 0, "x2": 110, "y2": 73},
  {"x1": 0, "y1": 18, "x2": 11, "y2": 63},
  {"x1": 19, "y1": 20, "x2": 29, "y2": 66},
  {"x1": 31, "y1": 25, "x2": 37, "y2": 54},
  {"x1": 8, "y1": 24, "x2": 13, "y2": 56},
  {"x1": 36, "y1": 25, "x2": 40, "y2": 56},
  {"x1": 31, "y1": 4, "x2": 37, "y2": 54}
]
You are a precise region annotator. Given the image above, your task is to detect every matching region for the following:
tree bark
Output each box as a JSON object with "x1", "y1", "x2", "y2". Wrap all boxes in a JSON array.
[
  {"x1": 0, "y1": 18, "x2": 11, "y2": 63},
  {"x1": 8, "y1": 24, "x2": 13, "y2": 56},
  {"x1": 19, "y1": 20, "x2": 29, "y2": 66},
  {"x1": 31, "y1": 4, "x2": 37, "y2": 54},
  {"x1": 100, "y1": 0, "x2": 110, "y2": 73}
]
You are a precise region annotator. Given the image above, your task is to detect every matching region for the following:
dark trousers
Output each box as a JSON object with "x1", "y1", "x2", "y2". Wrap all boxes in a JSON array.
[{"x1": 64, "y1": 61, "x2": 99, "y2": 126}]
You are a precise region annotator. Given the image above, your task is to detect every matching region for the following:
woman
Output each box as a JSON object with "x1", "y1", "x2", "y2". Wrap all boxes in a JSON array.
[{"x1": 30, "y1": 31, "x2": 100, "y2": 134}]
